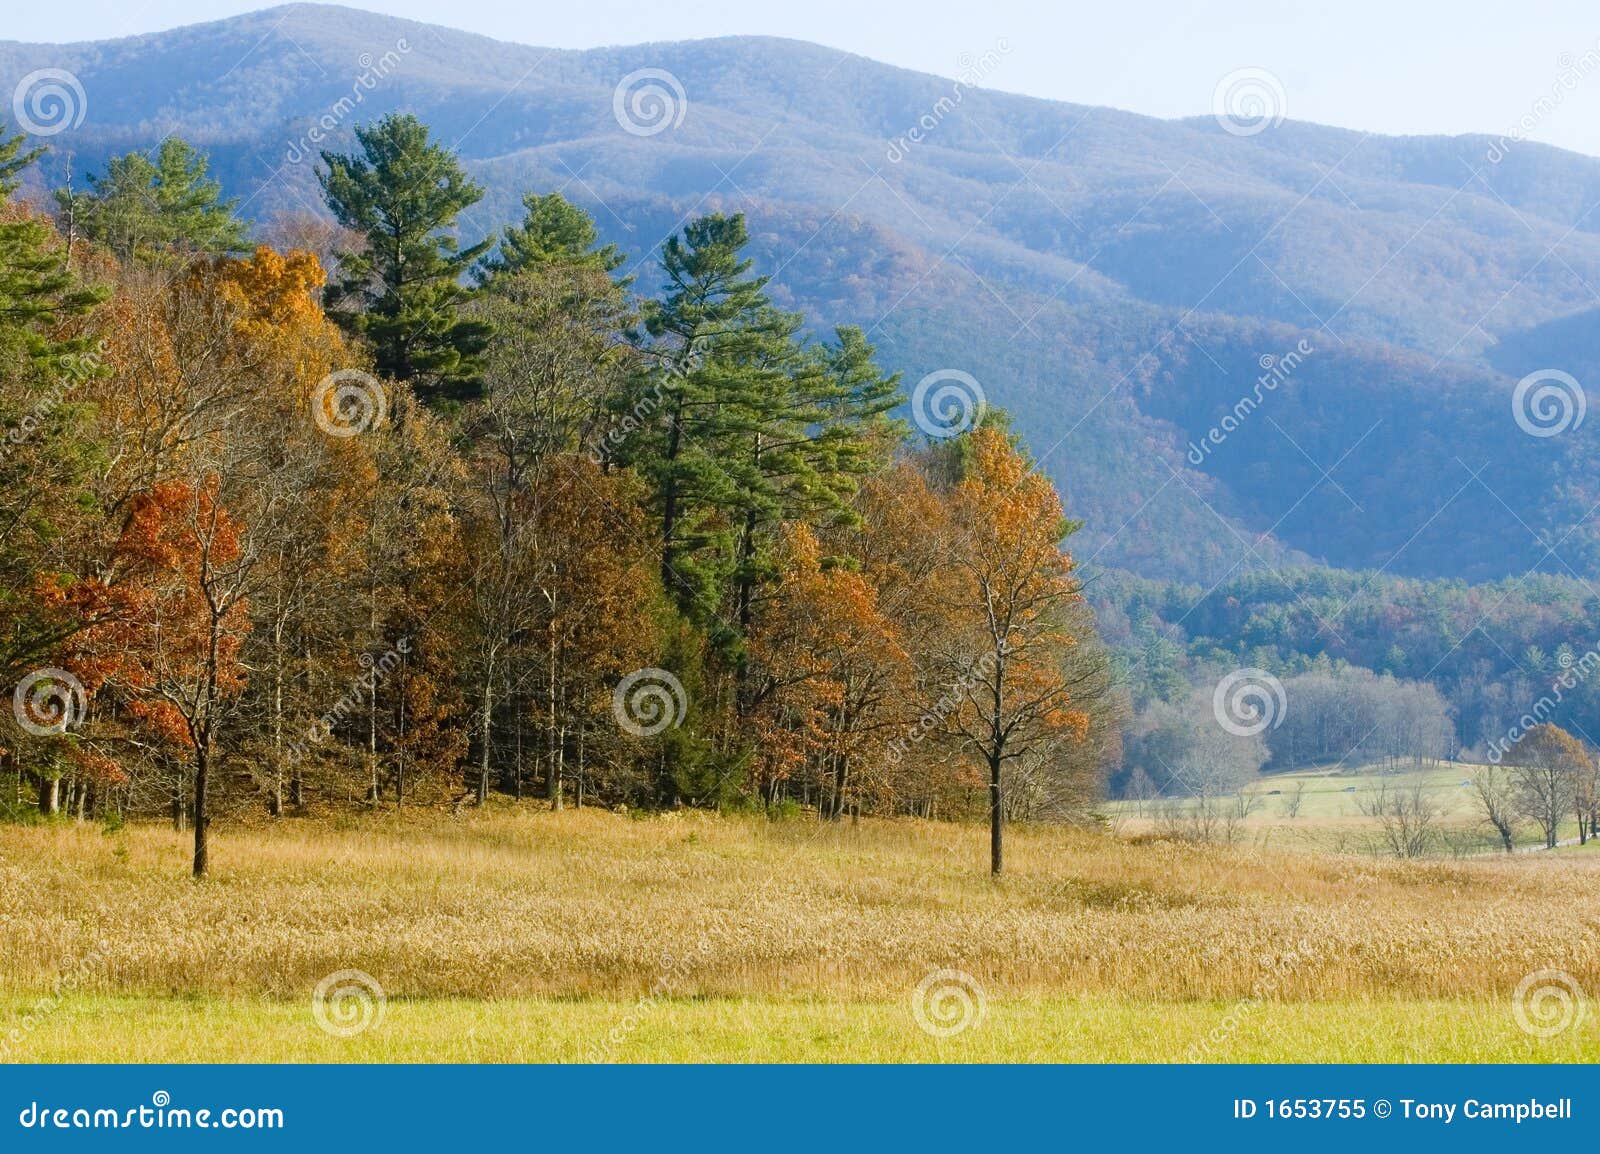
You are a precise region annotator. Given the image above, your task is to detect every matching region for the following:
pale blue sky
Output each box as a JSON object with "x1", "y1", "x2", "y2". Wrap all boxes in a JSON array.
[{"x1": 11, "y1": 0, "x2": 1600, "y2": 156}]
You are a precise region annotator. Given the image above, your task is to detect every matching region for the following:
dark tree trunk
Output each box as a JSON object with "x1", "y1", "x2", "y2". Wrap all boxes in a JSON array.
[
  {"x1": 989, "y1": 754, "x2": 1003, "y2": 876},
  {"x1": 192, "y1": 745, "x2": 209, "y2": 878}
]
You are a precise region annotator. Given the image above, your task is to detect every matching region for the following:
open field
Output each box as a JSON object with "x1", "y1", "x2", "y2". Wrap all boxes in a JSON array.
[
  {"x1": 1106, "y1": 761, "x2": 1590, "y2": 854},
  {"x1": 3, "y1": 806, "x2": 1599, "y2": 1062}
]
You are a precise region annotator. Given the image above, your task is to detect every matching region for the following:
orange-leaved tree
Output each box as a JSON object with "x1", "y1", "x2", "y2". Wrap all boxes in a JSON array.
[
  {"x1": 938, "y1": 426, "x2": 1089, "y2": 875},
  {"x1": 104, "y1": 477, "x2": 253, "y2": 876}
]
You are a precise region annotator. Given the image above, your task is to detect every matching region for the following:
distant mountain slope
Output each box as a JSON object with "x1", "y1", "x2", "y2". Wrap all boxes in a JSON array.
[{"x1": 4, "y1": 3, "x2": 1599, "y2": 584}]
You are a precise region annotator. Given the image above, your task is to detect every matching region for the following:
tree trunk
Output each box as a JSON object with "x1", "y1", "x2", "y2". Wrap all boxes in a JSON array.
[
  {"x1": 989, "y1": 754, "x2": 1003, "y2": 876},
  {"x1": 547, "y1": 630, "x2": 563, "y2": 810},
  {"x1": 37, "y1": 775, "x2": 58, "y2": 816},
  {"x1": 270, "y1": 625, "x2": 284, "y2": 817},
  {"x1": 192, "y1": 744, "x2": 209, "y2": 878},
  {"x1": 477, "y1": 661, "x2": 494, "y2": 805}
]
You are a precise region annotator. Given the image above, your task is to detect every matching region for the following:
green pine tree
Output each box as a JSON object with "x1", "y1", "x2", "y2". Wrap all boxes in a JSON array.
[
  {"x1": 57, "y1": 137, "x2": 248, "y2": 263},
  {"x1": 622, "y1": 213, "x2": 903, "y2": 658},
  {"x1": 479, "y1": 190, "x2": 624, "y2": 280},
  {"x1": 1, "y1": 127, "x2": 105, "y2": 366},
  {"x1": 320, "y1": 114, "x2": 493, "y2": 404}
]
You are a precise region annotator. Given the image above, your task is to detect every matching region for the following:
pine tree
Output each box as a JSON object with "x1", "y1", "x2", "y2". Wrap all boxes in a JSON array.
[
  {"x1": 320, "y1": 114, "x2": 492, "y2": 404},
  {"x1": 57, "y1": 137, "x2": 248, "y2": 262},
  {"x1": 479, "y1": 190, "x2": 623, "y2": 280},
  {"x1": 1, "y1": 127, "x2": 105, "y2": 363}
]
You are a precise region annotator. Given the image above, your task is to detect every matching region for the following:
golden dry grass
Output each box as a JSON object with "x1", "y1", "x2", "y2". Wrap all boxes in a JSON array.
[{"x1": 2, "y1": 805, "x2": 1599, "y2": 1061}]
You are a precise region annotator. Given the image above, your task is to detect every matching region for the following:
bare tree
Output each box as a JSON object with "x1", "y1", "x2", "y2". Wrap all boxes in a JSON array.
[
  {"x1": 1281, "y1": 779, "x2": 1307, "y2": 819},
  {"x1": 1359, "y1": 780, "x2": 1439, "y2": 858},
  {"x1": 1469, "y1": 764, "x2": 1519, "y2": 853}
]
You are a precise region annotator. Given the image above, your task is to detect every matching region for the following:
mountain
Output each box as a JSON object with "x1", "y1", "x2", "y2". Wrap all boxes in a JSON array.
[{"x1": 5, "y1": 3, "x2": 1600, "y2": 585}]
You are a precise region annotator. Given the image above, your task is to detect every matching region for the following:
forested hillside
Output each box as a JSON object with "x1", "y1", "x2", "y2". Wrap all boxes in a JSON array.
[{"x1": 4, "y1": 3, "x2": 1600, "y2": 583}]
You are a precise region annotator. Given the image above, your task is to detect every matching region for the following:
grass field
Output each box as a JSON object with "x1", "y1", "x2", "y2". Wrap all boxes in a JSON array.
[
  {"x1": 1108, "y1": 761, "x2": 1586, "y2": 854},
  {"x1": 3, "y1": 805, "x2": 1598, "y2": 1062}
]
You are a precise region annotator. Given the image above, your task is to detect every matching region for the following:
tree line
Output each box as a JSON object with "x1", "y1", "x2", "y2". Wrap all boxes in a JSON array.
[{"x1": 0, "y1": 115, "x2": 1115, "y2": 875}]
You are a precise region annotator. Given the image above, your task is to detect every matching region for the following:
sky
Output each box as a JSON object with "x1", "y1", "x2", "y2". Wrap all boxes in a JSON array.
[{"x1": 9, "y1": 0, "x2": 1600, "y2": 157}]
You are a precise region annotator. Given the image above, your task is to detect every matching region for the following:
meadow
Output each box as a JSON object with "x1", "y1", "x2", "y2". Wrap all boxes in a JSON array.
[{"x1": 2, "y1": 804, "x2": 1598, "y2": 1062}]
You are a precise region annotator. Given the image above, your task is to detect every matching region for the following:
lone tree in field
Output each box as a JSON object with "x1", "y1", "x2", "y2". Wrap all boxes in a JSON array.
[
  {"x1": 1504, "y1": 723, "x2": 1588, "y2": 849},
  {"x1": 939, "y1": 425, "x2": 1089, "y2": 875},
  {"x1": 320, "y1": 114, "x2": 492, "y2": 403}
]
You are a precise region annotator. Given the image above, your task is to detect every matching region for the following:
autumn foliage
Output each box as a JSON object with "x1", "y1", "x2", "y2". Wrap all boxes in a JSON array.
[{"x1": 0, "y1": 121, "x2": 1115, "y2": 875}]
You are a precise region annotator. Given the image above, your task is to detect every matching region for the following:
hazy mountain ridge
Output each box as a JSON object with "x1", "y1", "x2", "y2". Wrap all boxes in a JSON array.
[{"x1": 4, "y1": 2, "x2": 1599, "y2": 584}]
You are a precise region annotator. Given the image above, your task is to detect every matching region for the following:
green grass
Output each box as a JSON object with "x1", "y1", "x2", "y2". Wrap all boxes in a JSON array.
[{"x1": 5, "y1": 995, "x2": 1597, "y2": 1063}]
